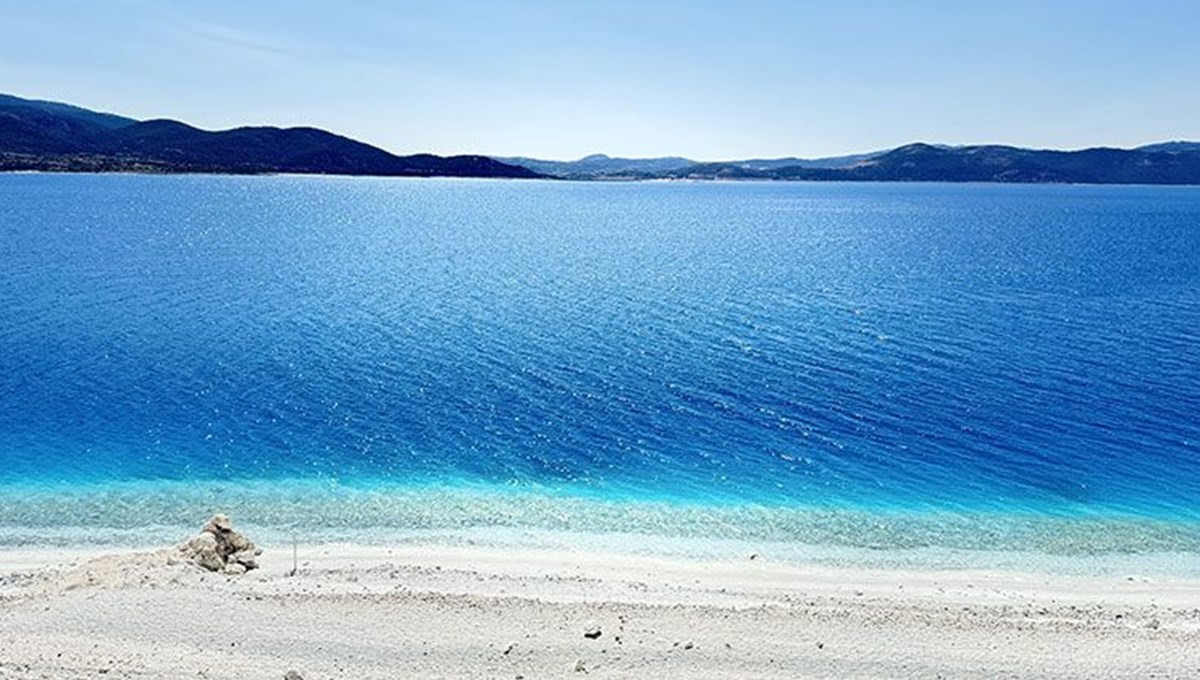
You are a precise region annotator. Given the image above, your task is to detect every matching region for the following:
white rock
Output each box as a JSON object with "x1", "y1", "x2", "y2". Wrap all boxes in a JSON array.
[
  {"x1": 181, "y1": 532, "x2": 223, "y2": 572},
  {"x1": 180, "y1": 515, "x2": 260, "y2": 573},
  {"x1": 203, "y1": 514, "x2": 233, "y2": 534}
]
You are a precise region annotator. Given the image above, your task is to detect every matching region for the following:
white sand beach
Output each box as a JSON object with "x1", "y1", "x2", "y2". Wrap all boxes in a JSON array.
[{"x1": 2, "y1": 539, "x2": 1198, "y2": 679}]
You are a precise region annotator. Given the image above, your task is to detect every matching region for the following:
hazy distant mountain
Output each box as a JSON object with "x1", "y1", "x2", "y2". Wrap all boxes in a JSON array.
[
  {"x1": 663, "y1": 142, "x2": 1200, "y2": 184},
  {"x1": 496, "y1": 154, "x2": 696, "y2": 178},
  {"x1": 730, "y1": 151, "x2": 882, "y2": 171},
  {"x1": 1136, "y1": 141, "x2": 1200, "y2": 154},
  {"x1": 0, "y1": 93, "x2": 539, "y2": 178},
  {"x1": 498, "y1": 151, "x2": 881, "y2": 178},
  {"x1": 505, "y1": 143, "x2": 1200, "y2": 184}
]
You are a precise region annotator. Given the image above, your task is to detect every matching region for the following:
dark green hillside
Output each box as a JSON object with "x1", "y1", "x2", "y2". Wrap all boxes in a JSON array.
[{"x1": 0, "y1": 93, "x2": 540, "y2": 178}]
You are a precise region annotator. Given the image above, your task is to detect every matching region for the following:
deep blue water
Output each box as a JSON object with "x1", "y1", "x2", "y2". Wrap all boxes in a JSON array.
[{"x1": 1, "y1": 175, "x2": 1198, "y2": 555}]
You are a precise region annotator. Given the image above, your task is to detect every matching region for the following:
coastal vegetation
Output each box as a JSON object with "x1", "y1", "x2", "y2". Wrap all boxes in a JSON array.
[{"x1": 0, "y1": 93, "x2": 539, "y2": 178}]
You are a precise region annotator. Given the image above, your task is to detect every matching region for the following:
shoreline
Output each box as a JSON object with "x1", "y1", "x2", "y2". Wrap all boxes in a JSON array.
[
  {"x1": 2, "y1": 540, "x2": 1198, "y2": 678},
  {"x1": 8, "y1": 170, "x2": 1200, "y2": 188},
  {"x1": 4, "y1": 479, "x2": 1199, "y2": 560},
  {"x1": 5, "y1": 526, "x2": 1200, "y2": 579}
]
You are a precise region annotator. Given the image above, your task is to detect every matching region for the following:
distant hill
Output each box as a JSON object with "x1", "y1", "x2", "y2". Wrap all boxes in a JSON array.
[
  {"x1": 0, "y1": 93, "x2": 137, "y2": 130},
  {"x1": 498, "y1": 151, "x2": 880, "y2": 178},
  {"x1": 729, "y1": 151, "x2": 882, "y2": 171},
  {"x1": 0, "y1": 93, "x2": 540, "y2": 178},
  {"x1": 659, "y1": 142, "x2": 1200, "y2": 184},
  {"x1": 500, "y1": 142, "x2": 1200, "y2": 184},
  {"x1": 496, "y1": 154, "x2": 696, "y2": 179},
  {"x1": 1135, "y1": 141, "x2": 1200, "y2": 154}
]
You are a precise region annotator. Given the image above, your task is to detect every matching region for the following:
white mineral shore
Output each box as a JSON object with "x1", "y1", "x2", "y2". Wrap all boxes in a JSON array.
[{"x1": 1, "y1": 542, "x2": 1198, "y2": 679}]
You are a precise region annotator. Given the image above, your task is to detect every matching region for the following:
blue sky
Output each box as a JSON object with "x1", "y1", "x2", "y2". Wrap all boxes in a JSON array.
[{"x1": 1, "y1": 0, "x2": 1198, "y2": 159}]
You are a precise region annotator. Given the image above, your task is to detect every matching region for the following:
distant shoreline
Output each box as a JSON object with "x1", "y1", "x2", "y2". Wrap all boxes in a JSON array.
[
  {"x1": 5, "y1": 93, "x2": 1200, "y2": 184},
  {"x1": 8, "y1": 168, "x2": 1200, "y2": 187}
]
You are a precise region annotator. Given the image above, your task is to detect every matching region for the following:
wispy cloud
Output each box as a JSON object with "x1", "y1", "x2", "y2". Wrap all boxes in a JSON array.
[
  {"x1": 168, "y1": 17, "x2": 301, "y2": 59},
  {"x1": 118, "y1": 0, "x2": 388, "y2": 68}
]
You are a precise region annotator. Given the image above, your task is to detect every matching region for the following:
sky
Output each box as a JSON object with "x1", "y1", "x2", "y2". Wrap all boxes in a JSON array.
[{"x1": 1, "y1": 0, "x2": 1198, "y2": 160}]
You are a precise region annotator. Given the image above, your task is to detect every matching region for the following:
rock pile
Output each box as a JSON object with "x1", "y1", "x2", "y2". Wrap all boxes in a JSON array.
[{"x1": 179, "y1": 514, "x2": 262, "y2": 575}]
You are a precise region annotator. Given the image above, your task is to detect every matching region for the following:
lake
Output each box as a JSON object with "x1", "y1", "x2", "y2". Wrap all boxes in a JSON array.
[{"x1": 1, "y1": 175, "x2": 1198, "y2": 562}]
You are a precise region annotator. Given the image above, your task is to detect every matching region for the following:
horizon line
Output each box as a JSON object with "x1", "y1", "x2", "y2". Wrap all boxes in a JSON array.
[{"x1": 2, "y1": 90, "x2": 1198, "y2": 163}]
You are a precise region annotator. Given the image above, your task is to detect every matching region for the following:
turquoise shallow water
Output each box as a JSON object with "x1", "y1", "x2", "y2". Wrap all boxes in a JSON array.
[{"x1": 0, "y1": 175, "x2": 1198, "y2": 563}]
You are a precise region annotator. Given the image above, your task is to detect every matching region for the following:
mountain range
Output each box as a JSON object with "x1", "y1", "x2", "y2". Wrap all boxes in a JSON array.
[
  {"x1": 0, "y1": 93, "x2": 538, "y2": 178},
  {"x1": 494, "y1": 151, "x2": 883, "y2": 179},
  {"x1": 504, "y1": 143, "x2": 1200, "y2": 184},
  {"x1": 4, "y1": 93, "x2": 1200, "y2": 184}
]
